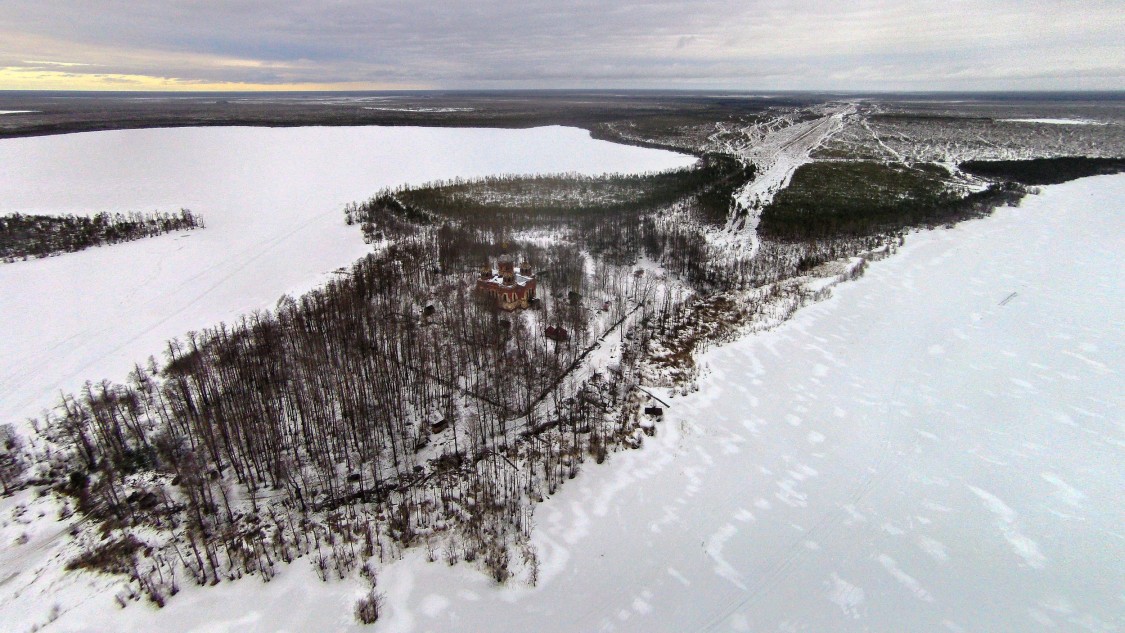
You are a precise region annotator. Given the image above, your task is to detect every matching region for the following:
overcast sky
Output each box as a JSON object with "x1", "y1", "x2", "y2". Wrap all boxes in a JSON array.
[{"x1": 1, "y1": 0, "x2": 1122, "y2": 91}]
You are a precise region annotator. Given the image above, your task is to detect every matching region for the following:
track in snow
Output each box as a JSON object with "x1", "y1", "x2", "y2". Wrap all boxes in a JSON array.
[{"x1": 709, "y1": 104, "x2": 856, "y2": 257}]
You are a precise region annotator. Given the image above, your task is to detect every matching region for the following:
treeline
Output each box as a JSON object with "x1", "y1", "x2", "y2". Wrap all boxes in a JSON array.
[
  {"x1": 345, "y1": 158, "x2": 893, "y2": 297},
  {"x1": 0, "y1": 209, "x2": 202, "y2": 262},
  {"x1": 354, "y1": 194, "x2": 715, "y2": 289},
  {"x1": 390, "y1": 154, "x2": 750, "y2": 228},
  {"x1": 960, "y1": 156, "x2": 1125, "y2": 185},
  {"x1": 349, "y1": 156, "x2": 753, "y2": 286},
  {"x1": 758, "y1": 161, "x2": 1026, "y2": 240}
]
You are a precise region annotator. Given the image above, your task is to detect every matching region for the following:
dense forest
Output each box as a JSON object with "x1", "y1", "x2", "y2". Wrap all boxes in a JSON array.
[
  {"x1": 0, "y1": 209, "x2": 202, "y2": 262},
  {"x1": 381, "y1": 153, "x2": 749, "y2": 227},
  {"x1": 960, "y1": 156, "x2": 1125, "y2": 185},
  {"x1": 351, "y1": 155, "x2": 754, "y2": 278},
  {"x1": 758, "y1": 162, "x2": 1027, "y2": 240}
]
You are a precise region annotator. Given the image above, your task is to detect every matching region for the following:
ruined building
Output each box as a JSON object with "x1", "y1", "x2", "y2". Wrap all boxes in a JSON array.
[{"x1": 476, "y1": 258, "x2": 537, "y2": 310}]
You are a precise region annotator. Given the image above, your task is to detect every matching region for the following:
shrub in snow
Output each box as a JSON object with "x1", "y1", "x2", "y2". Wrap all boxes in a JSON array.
[{"x1": 355, "y1": 589, "x2": 384, "y2": 625}]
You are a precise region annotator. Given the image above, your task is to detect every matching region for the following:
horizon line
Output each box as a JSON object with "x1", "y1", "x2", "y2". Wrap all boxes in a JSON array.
[{"x1": 2, "y1": 88, "x2": 1124, "y2": 95}]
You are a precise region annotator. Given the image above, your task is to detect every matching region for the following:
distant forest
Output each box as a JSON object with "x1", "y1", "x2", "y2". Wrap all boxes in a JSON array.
[
  {"x1": 389, "y1": 154, "x2": 750, "y2": 226},
  {"x1": 759, "y1": 162, "x2": 1026, "y2": 240},
  {"x1": 960, "y1": 156, "x2": 1125, "y2": 185},
  {"x1": 0, "y1": 209, "x2": 202, "y2": 262}
]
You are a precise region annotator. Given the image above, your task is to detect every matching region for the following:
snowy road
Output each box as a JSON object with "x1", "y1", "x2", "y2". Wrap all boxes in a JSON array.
[{"x1": 712, "y1": 104, "x2": 854, "y2": 257}]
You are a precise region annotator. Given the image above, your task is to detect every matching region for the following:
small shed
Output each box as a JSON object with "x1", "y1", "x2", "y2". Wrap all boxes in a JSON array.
[
  {"x1": 644, "y1": 406, "x2": 664, "y2": 417},
  {"x1": 546, "y1": 325, "x2": 569, "y2": 341}
]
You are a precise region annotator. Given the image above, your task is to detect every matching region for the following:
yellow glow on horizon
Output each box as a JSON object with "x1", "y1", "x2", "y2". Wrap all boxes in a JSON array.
[{"x1": 0, "y1": 67, "x2": 422, "y2": 91}]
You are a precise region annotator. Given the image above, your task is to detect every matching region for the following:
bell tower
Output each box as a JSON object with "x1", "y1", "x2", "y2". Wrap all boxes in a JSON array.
[{"x1": 498, "y1": 259, "x2": 515, "y2": 284}]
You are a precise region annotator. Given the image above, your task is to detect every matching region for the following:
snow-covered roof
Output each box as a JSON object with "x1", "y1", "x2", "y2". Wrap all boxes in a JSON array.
[{"x1": 482, "y1": 268, "x2": 534, "y2": 288}]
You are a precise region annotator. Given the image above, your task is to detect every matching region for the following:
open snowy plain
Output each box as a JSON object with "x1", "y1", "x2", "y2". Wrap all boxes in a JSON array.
[
  {"x1": 0, "y1": 125, "x2": 695, "y2": 427},
  {"x1": 7, "y1": 169, "x2": 1119, "y2": 631}
]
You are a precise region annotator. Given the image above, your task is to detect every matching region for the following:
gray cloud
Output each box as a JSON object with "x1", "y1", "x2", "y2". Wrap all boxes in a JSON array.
[{"x1": 1, "y1": 0, "x2": 1122, "y2": 89}]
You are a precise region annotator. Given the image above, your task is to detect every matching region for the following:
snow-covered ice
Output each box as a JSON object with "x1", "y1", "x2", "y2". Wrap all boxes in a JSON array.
[
  {"x1": 0, "y1": 125, "x2": 694, "y2": 427},
  {"x1": 15, "y1": 170, "x2": 1122, "y2": 632}
]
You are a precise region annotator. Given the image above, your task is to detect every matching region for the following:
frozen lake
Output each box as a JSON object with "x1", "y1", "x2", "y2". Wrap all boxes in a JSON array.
[
  {"x1": 0, "y1": 125, "x2": 695, "y2": 426},
  {"x1": 18, "y1": 175, "x2": 1122, "y2": 633}
]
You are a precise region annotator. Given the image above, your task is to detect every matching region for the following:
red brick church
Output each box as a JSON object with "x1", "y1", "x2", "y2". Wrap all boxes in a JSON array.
[{"x1": 476, "y1": 258, "x2": 536, "y2": 310}]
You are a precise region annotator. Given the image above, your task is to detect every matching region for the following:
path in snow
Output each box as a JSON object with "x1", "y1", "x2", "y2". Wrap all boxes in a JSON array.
[
  {"x1": 0, "y1": 125, "x2": 693, "y2": 428},
  {"x1": 709, "y1": 104, "x2": 854, "y2": 257},
  {"x1": 32, "y1": 176, "x2": 1123, "y2": 633}
]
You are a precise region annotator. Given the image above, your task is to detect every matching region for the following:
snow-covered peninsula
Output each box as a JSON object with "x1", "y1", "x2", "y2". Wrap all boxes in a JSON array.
[{"x1": 4, "y1": 166, "x2": 1119, "y2": 632}]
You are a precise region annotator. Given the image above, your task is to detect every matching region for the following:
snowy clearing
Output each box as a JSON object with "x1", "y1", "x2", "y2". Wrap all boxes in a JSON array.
[
  {"x1": 0, "y1": 125, "x2": 694, "y2": 428},
  {"x1": 13, "y1": 173, "x2": 1122, "y2": 632},
  {"x1": 824, "y1": 108, "x2": 1125, "y2": 166},
  {"x1": 709, "y1": 103, "x2": 855, "y2": 256}
]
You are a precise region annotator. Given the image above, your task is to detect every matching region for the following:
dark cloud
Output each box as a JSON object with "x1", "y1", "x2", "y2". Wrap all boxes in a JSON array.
[{"x1": 1, "y1": 0, "x2": 1122, "y2": 89}]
